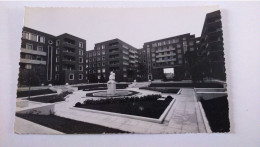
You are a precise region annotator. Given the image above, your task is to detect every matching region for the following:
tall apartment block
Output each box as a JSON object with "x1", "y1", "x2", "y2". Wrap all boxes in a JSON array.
[
  {"x1": 198, "y1": 10, "x2": 226, "y2": 80},
  {"x1": 141, "y1": 34, "x2": 197, "y2": 80},
  {"x1": 85, "y1": 39, "x2": 138, "y2": 82},
  {"x1": 19, "y1": 27, "x2": 86, "y2": 86}
]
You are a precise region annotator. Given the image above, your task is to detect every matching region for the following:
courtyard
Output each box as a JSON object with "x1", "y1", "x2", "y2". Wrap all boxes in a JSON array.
[{"x1": 15, "y1": 82, "x2": 216, "y2": 134}]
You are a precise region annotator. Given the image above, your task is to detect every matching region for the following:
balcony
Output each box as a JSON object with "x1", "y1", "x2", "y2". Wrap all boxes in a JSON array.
[
  {"x1": 156, "y1": 53, "x2": 176, "y2": 58},
  {"x1": 20, "y1": 58, "x2": 46, "y2": 65},
  {"x1": 156, "y1": 47, "x2": 176, "y2": 53},
  {"x1": 62, "y1": 42, "x2": 76, "y2": 48},
  {"x1": 156, "y1": 58, "x2": 176, "y2": 63},
  {"x1": 21, "y1": 48, "x2": 47, "y2": 56}
]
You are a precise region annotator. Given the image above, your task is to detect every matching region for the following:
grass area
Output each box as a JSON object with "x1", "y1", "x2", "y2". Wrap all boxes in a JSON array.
[
  {"x1": 17, "y1": 89, "x2": 56, "y2": 98},
  {"x1": 26, "y1": 91, "x2": 71, "y2": 103},
  {"x1": 200, "y1": 96, "x2": 230, "y2": 132},
  {"x1": 78, "y1": 83, "x2": 129, "y2": 91},
  {"x1": 16, "y1": 114, "x2": 128, "y2": 134},
  {"x1": 140, "y1": 87, "x2": 180, "y2": 94},
  {"x1": 75, "y1": 95, "x2": 173, "y2": 119},
  {"x1": 149, "y1": 82, "x2": 224, "y2": 88}
]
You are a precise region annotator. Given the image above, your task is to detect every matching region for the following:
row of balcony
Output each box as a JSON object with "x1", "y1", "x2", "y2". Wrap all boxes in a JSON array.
[
  {"x1": 21, "y1": 48, "x2": 47, "y2": 56},
  {"x1": 20, "y1": 58, "x2": 46, "y2": 65},
  {"x1": 156, "y1": 53, "x2": 176, "y2": 58}
]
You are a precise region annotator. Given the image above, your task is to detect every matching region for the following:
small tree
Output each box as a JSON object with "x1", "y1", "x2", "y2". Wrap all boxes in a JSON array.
[{"x1": 18, "y1": 69, "x2": 40, "y2": 99}]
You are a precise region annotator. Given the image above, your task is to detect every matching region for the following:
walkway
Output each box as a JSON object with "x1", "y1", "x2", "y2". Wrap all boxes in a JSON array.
[{"x1": 54, "y1": 88, "x2": 206, "y2": 134}]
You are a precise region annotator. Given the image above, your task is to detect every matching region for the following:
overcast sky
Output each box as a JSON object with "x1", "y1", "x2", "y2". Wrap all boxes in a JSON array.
[{"x1": 24, "y1": 6, "x2": 219, "y2": 50}]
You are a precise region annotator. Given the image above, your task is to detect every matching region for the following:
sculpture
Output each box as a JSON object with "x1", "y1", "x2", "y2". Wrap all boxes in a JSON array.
[{"x1": 107, "y1": 71, "x2": 116, "y2": 95}]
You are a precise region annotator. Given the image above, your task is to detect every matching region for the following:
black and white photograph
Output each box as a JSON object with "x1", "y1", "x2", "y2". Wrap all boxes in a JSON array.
[{"x1": 14, "y1": 6, "x2": 230, "y2": 134}]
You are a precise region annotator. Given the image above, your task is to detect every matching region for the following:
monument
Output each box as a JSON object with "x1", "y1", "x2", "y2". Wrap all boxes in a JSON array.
[{"x1": 107, "y1": 71, "x2": 116, "y2": 95}]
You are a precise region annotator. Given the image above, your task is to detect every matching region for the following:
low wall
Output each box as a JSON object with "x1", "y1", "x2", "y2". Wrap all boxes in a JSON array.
[
  {"x1": 16, "y1": 100, "x2": 29, "y2": 108},
  {"x1": 195, "y1": 88, "x2": 227, "y2": 101},
  {"x1": 16, "y1": 103, "x2": 55, "y2": 115}
]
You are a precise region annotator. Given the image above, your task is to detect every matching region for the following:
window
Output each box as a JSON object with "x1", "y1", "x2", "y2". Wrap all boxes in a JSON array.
[
  {"x1": 30, "y1": 34, "x2": 38, "y2": 41},
  {"x1": 79, "y1": 49, "x2": 83, "y2": 56},
  {"x1": 102, "y1": 56, "x2": 105, "y2": 60},
  {"x1": 86, "y1": 59, "x2": 88, "y2": 63},
  {"x1": 97, "y1": 46, "x2": 101, "y2": 50},
  {"x1": 97, "y1": 57, "x2": 101, "y2": 61},
  {"x1": 178, "y1": 60, "x2": 182, "y2": 64},
  {"x1": 89, "y1": 58, "x2": 92, "y2": 62},
  {"x1": 55, "y1": 65, "x2": 59, "y2": 71},
  {"x1": 177, "y1": 44, "x2": 181, "y2": 48},
  {"x1": 79, "y1": 65, "x2": 83, "y2": 71},
  {"x1": 56, "y1": 40, "x2": 60, "y2": 46},
  {"x1": 93, "y1": 63, "x2": 96, "y2": 67},
  {"x1": 56, "y1": 56, "x2": 59, "y2": 62},
  {"x1": 56, "y1": 48, "x2": 59, "y2": 54},
  {"x1": 98, "y1": 75, "x2": 101, "y2": 79},
  {"x1": 102, "y1": 62, "x2": 105, "y2": 66},
  {"x1": 93, "y1": 58, "x2": 96, "y2": 62},
  {"x1": 177, "y1": 49, "x2": 182, "y2": 53},
  {"x1": 37, "y1": 46, "x2": 43, "y2": 52},
  {"x1": 183, "y1": 37, "x2": 186, "y2": 40},
  {"x1": 93, "y1": 69, "x2": 96, "y2": 73},
  {"x1": 189, "y1": 42, "x2": 194, "y2": 46},
  {"x1": 97, "y1": 51, "x2": 100, "y2": 55},
  {"x1": 79, "y1": 42, "x2": 84, "y2": 48},
  {"x1": 55, "y1": 74, "x2": 59, "y2": 80},
  {"x1": 89, "y1": 70, "x2": 92, "y2": 74},
  {"x1": 86, "y1": 64, "x2": 89, "y2": 68},
  {"x1": 69, "y1": 74, "x2": 74, "y2": 80},
  {"x1": 25, "y1": 54, "x2": 32, "y2": 59},
  {"x1": 22, "y1": 32, "x2": 30, "y2": 39},
  {"x1": 102, "y1": 68, "x2": 105, "y2": 73},
  {"x1": 178, "y1": 55, "x2": 182, "y2": 59},
  {"x1": 190, "y1": 47, "x2": 194, "y2": 51},
  {"x1": 89, "y1": 53, "x2": 92, "y2": 57},
  {"x1": 38, "y1": 36, "x2": 45, "y2": 43},
  {"x1": 101, "y1": 45, "x2": 105, "y2": 49},
  {"x1": 102, "y1": 51, "x2": 105, "y2": 55},
  {"x1": 25, "y1": 64, "x2": 32, "y2": 69},
  {"x1": 26, "y1": 44, "x2": 33, "y2": 50},
  {"x1": 97, "y1": 63, "x2": 101, "y2": 67},
  {"x1": 93, "y1": 52, "x2": 96, "y2": 56},
  {"x1": 79, "y1": 74, "x2": 83, "y2": 80},
  {"x1": 86, "y1": 70, "x2": 88, "y2": 74},
  {"x1": 79, "y1": 57, "x2": 83, "y2": 63},
  {"x1": 123, "y1": 74, "x2": 127, "y2": 77},
  {"x1": 98, "y1": 69, "x2": 101, "y2": 73}
]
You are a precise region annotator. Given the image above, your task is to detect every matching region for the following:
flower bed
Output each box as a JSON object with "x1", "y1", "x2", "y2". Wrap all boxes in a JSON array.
[
  {"x1": 78, "y1": 83, "x2": 129, "y2": 91},
  {"x1": 26, "y1": 91, "x2": 72, "y2": 103},
  {"x1": 17, "y1": 89, "x2": 56, "y2": 98},
  {"x1": 16, "y1": 114, "x2": 128, "y2": 134},
  {"x1": 200, "y1": 95, "x2": 230, "y2": 132},
  {"x1": 149, "y1": 82, "x2": 224, "y2": 88},
  {"x1": 139, "y1": 87, "x2": 180, "y2": 94},
  {"x1": 75, "y1": 95, "x2": 173, "y2": 119}
]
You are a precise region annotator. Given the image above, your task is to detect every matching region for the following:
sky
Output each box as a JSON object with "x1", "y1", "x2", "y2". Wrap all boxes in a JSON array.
[{"x1": 24, "y1": 6, "x2": 219, "y2": 50}]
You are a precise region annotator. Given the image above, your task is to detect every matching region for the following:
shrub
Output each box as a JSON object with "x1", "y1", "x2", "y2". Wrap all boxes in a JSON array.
[
  {"x1": 80, "y1": 94, "x2": 162, "y2": 106},
  {"x1": 75, "y1": 102, "x2": 82, "y2": 107},
  {"x1": 166, "y1": 95, "x2": 173, "y2": 101}
]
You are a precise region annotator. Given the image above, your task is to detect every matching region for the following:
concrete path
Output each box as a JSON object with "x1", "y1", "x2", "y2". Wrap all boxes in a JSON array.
[{"x1": 53, "y1": 88, "x2": 206, "y2": 134}]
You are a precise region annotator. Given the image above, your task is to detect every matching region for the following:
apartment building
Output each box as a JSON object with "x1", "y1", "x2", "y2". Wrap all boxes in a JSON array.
[
  {"x1": 198, "y1": 10, "x2": 226, "y2": 80},
  {"x1": 142, "y1": 33, "x2": 197, "y2": 80},
  {"x1": 85, "y1": 39, "x2": 138, "y2": 82},
  {"x1": 19, "y1": 27, "x2": 86, "y2": 86}
]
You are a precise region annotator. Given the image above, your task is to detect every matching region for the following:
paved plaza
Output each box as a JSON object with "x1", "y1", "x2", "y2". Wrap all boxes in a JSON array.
[{"x1": 15, "y1": 86, "x2": 208, "y2": 134}]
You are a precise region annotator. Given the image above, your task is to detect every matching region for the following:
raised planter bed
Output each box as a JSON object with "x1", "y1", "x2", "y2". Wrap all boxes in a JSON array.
[
  {"x1": 149, "y1": 82, "x2": 224, "y2": 88},
  {"x1": 16, "y1": 114, "x2": 129, "y2": 134},
  {"x1": 200, "y1": 95, "x2": 230, "y2": 132},
  {"x1": 194, "y1": 88, "x2": 227, "y2": 101},
  {"x1": 77, "y1": 83, "x2": 129, "y2": 91},
  {"x1": 25, "y1": 91, "x2": 72, "y2": 103},
  {"x1": 139, "y1": 87, "x2": 181, "y2": 94},
  {"x1": 17, "y1": 89, "x2": 56, "y2": 98},
  {"x1": 73, "y1": 95, "x2": 175, "y2": 123}
]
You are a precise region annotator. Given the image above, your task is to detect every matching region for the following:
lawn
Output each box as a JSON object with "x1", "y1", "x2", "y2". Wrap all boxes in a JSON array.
[
  {"x1": 75, "y1": 95, "x2": 173, "y2": 119},
  {"x1": 16, "y1": 114, "x2": 128, "y2": 134},
  {"x1": 200, "y1": 96, "x2": 230, "y2": 132},
  {"x1": 17, "y1": 89, "x2": 56, "y2": 98}
]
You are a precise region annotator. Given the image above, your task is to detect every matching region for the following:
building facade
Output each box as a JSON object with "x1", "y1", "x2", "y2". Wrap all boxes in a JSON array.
[
  {"x1": 19, "y1": 27, "x2": 86, "y2": 86},
  {"x1": 18, "y1": 10, "x2": 226, "y2": 86},
  {"x1": 85, "y1": 39, "x2": 138, "y2": 83},
  {"x1": 198, "y1": 10, "x2": 226, "y2": 81},
  {"x1": 142, "y1": 33, "x2": 197, "y2": 80}
]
